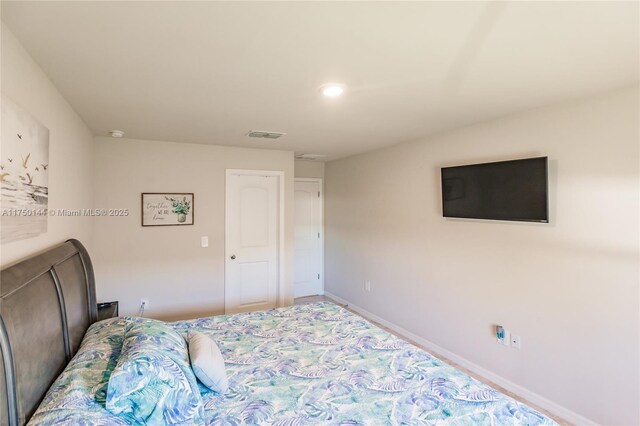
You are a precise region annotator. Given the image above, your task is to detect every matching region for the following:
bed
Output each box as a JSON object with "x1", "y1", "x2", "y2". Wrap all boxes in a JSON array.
[{"x1": 1, "y1": 240, "x2": 557, "y2": 425}]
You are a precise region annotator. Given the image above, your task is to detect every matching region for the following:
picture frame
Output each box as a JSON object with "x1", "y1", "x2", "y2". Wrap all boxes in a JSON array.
[
  {"x1": 1, "y1": 94, "x2": 50, "y2": 243},
  {"x1": 141, "y1": 193, "x2": 194, "y2": 226}
]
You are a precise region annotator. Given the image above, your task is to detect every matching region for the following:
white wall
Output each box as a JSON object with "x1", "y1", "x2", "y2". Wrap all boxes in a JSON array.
[
  {"x1": 325, "y1": 87, "x2": 639, "y2": 426},
  {"x1": 0, "y1": 24, "x2": 94, "y2": 267},
  {"x1": 295, "y1": 160, "x2": 324, "y2": 178},
  {"x1": 93, "y1": 137, "x2": 295, "y2": 320}
]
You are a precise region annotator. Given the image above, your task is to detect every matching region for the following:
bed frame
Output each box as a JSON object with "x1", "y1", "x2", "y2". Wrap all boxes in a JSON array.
[{"x1": 0, "y1": 240, "x2": 97, "y2": 426}]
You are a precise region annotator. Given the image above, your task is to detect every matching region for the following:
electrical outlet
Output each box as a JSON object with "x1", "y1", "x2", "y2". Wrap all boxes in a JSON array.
[
  {"x1": 201, "y1": 236, "x2": 209, "y2": 247},
  {"x1": 140, "y1": 298, "x2": 149, "y2": 310},
  {"x1": 511, "y1": 334, "x2": 521, "y2": 349},
  {"x1": 364, "y1": 280, "x2": 371, "y2": 292}
]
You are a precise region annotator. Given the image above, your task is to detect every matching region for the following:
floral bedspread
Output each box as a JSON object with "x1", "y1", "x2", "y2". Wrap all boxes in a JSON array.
[{"x1": 30, "y1": 302, "x2": 557, "y2": 425}]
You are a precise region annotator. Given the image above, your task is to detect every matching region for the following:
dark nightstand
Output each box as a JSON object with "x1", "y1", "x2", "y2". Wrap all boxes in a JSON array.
[{"x1": 97, "y1": 301, "x2": 119, "y2": 321}]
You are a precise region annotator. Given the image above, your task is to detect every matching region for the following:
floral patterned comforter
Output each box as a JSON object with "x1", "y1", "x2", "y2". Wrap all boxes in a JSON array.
[{"x1": 30, "y1": 302, "x2": 557, "y2": 425}]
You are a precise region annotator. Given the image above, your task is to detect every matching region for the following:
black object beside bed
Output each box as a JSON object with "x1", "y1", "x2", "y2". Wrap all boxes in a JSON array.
[
  {"x1": 97, "y1": 301, "x2": 119, "y2": 321},
  {"x1": 0, "y1": 239, "x2": 97, "y2": 426}
]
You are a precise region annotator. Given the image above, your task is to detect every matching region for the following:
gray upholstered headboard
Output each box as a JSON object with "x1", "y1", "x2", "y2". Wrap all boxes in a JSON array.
[{"x1": 0, "y1": 239, "x2": 97, "y2": 426}]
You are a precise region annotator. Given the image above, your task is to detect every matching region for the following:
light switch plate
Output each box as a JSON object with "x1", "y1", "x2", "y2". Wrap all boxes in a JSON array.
[{"x1": 201, "y1": 236, "x2": 209, "y2": 247}]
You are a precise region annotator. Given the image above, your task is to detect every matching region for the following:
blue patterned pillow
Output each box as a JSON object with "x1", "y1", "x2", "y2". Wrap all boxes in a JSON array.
[{"x1": 106, "y1": 317, "x2": 204, "y2": 425}]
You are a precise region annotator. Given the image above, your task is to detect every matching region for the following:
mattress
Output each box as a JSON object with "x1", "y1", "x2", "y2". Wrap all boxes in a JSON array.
[{"x1": 30, "y1": 302, "x2": 557, "y2": 425}]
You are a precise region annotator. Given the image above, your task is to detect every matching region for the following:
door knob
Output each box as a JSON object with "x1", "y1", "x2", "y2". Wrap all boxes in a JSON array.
[{"x1": 230, "y1": 254, "x2": 236, "y2": 260}]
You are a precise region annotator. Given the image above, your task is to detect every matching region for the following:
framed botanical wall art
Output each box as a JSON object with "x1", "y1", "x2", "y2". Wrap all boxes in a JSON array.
[
  {"x1": 1, "y1": 95, "x2": 50, "y2": 243},
  {"x1": 141, "y1": 193, "x2": 194, "y2": 226}
]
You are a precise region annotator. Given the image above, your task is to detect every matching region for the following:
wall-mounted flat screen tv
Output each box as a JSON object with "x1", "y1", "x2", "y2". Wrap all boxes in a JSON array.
[{"x1": 441, "y1": 157, "x2": 548, "y2": 223}]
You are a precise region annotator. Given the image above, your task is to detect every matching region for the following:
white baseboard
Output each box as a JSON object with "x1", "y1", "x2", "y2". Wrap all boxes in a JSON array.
[{"x1": 324, "y1": 291, "x2": 596, "y2": 426}]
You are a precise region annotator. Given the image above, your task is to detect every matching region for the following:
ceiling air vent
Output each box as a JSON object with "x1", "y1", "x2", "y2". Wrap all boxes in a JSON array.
[
  {"x1": 246, "y1": 130, "x2": 286, "y2": 139},
  {"x1": 295, "y1": 153, "x2": 327, "y2": 161}
]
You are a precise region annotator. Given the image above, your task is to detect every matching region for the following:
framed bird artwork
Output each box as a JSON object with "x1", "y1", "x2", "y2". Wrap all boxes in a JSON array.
[{"x1": 0, "y1": 94, "x2": 50, "y2": 243}]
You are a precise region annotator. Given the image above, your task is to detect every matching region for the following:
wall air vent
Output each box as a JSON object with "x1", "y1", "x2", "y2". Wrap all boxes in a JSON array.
[
  {"x1": 295, "y1": 153, "x2": 327, "y2": 161},
  {"x1": 246, "y1": 130, "x2": 287, "y2": 139}
]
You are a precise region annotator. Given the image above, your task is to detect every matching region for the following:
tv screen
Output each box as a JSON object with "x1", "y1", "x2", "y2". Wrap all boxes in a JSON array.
[{"x1": 441, "y1": 157, "x2": 548, "y2": 223}]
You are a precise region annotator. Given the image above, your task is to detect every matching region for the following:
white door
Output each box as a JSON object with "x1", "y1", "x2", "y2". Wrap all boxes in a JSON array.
[
  {"x1": 294, "y1": 179, "x2": 323, "y2": 298},
  {"x1": 225, "y1": 171, "x2": 280, "y2": 314}
]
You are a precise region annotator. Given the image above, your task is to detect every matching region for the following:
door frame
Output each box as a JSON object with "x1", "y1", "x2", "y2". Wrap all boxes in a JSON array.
[
  {"x1": 225, "y1": 169, "x2": 286, "y2": 312},
  {"x1": 294, "y1": 177, "x2": 324, "y2": 296}
]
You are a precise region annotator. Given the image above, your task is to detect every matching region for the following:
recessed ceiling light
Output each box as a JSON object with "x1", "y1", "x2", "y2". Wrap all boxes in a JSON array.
[
  {"x1": 319, "y1": 83, "x2": 347, "y2": 97},
  {"x1": 109, "y1": 130, "x2": 125, "y2": 138}
]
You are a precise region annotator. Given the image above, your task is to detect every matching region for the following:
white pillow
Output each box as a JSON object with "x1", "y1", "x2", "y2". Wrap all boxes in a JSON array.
[{"x1": 188, "y1": 331, "x2": 229, "y2": 393}]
